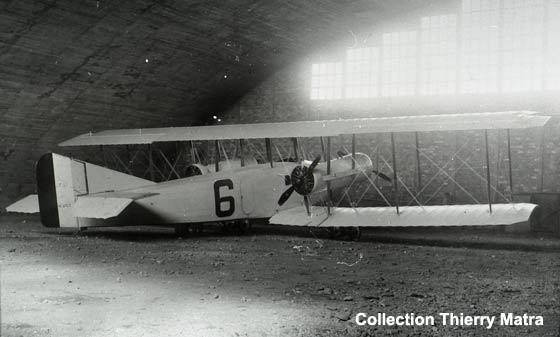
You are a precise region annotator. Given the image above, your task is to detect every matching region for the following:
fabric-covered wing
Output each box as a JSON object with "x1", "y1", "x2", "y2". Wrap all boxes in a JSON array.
[
  {"x1": 269, "y1": 204, "x2": 537, "y2": 227},
  {"x1": 59, "y1": 111, "x2": 549, "y2": 146}
]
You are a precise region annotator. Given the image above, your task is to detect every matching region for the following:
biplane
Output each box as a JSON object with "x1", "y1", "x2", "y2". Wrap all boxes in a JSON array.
[{"x1": 6, "y1": 111, "x2": 549, "y2": 240}]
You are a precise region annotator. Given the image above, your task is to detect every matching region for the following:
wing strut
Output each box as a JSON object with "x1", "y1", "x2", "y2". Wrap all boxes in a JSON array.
[
  {"x1": 189, "y1": 141, "x2": 196, "y2": 164},
  {"x1": 214, "y1": 140, "x2": 220, "y2": 172},
  {"x1": 506, "y1": 129, "x2": 513, "y2": 195},
  {"x1": 292, "y1": 137, "x2": 299, "y2": 162},
  {"x1": 326, "y1": 136, "x2": 332, "y2": 216},
  {"x1": 265, "y1": 138, "x2": 273, "y2": 168},
  {"x1": 415, "y1": 132, "x2": 422, "y2": 202},
  {"x1": 351, "y1": 134, "x2": 356, "y2": 169},
  {"x1": 390, "y1": 133, "x2": 400, "y2": 215},
  {"x1": 239, "y1": 139, "x2": 245, "y2": 167},
  {"x1": 484, "y1": 130, "x2": 492, "y2": 213},
  {"x1": 148, "y1": 144, "x2": 155, "y2": 181}
]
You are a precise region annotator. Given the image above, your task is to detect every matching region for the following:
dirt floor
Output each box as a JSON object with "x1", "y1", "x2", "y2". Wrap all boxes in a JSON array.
[{"x1": 1, "y1": 215, "x2": 559, "y2": 337}]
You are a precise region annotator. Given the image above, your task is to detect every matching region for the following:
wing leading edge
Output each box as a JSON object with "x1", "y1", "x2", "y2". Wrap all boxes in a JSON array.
[
  {"x1": 59, "y1": 111, "x2": 549, "y2": 146},
  {"x1": 269, "y1": 204, "x2": 537, "y2": 227}
]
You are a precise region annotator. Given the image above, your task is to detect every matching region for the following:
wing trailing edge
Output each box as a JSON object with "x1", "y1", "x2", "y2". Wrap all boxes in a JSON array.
[{"x1": 270, "y1": 204, "x2": 537, "y2": 227}]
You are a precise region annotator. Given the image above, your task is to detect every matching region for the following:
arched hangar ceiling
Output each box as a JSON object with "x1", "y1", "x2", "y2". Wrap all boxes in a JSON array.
[
  {"x1": 0, "y1": 0, "x2": 450, "y2": 205},
  {"x1": 0, "y1": 0, "x2": 452, "y2": 143}
]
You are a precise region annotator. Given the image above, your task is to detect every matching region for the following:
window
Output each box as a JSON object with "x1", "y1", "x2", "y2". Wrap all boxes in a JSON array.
[
  {"x1": 381, "y1": 31, "x2": 418, "y2": 96},
  {"x1": 461, "y1": 0, "x2": 500, "y2": 93},
  {"x1": 501, "y1": 0, "x2": 544, "y2": 92},
  {"x1": 310, "y1": 62, "x2": 343, "y2": 100},
  {"x1": 546, "y1": 0, "x2": 560, "y2": 89},
  {"x1": 345, "y1": 47, "x2": 380, "y2": 98},
  {"x1": 420, "y1": 15, "x2": 458, "y2": 95}
]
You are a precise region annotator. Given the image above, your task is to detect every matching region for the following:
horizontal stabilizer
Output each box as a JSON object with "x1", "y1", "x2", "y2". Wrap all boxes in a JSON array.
[
  {"x1": 88, "y1": 191, "x2": 158, "y2": 200},
  {"x1": 6, "y1": 194, "x2": 39, "y2": 213},
  {"x1": 270, "y1": 204, "x2": 537, "y2": 227},
  {"x1": 74, "y1": 196, "x2": 134, "y2": 219}
]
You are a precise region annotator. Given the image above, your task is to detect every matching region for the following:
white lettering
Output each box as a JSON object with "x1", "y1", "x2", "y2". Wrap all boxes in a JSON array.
[
  {"x1": 439, "y1": 313, "x2": 495, "y2": 329},
  {"x1": 501, "y1": 313, "x2": 544, "y2": 326},
  {"x1": 355, "y1": 313, "x2": 367, "y2": 326}
]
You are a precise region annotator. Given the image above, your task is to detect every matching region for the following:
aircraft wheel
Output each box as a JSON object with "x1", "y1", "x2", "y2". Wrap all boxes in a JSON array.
[
  {"x1": 192, "y1": 224, "x2": 204, "y2": 235},
  {"x1": 174, "y1": 225, "x2": 191, "y2": 237},
  {"x1": 219, "y1": 222, "x2": 230, "y2": 234},
  {"x1": 327, "y1": 227, "x2": 341, "y2": 239},
  {"x1": 346, "y1": 227, "x2": 361, "y2": 241},
  {"x1": 233, "y1": 220, "x2": 249, "y2": 235}
]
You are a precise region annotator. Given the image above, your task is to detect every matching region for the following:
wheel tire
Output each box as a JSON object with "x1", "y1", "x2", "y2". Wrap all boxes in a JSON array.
[
  {"x1": 174, "y1": 225, "x2": 191, "y2": 237},
  {"x1": 347, "y1": 227, "x2": 361, "y2": 241},
  {"x1": 234, "y1": 220, "x2": 249, "y2": 235},
  {"x1": 327, "y1": 227, "x2": 340, "y2": 239},
  {"x1": 192, "y1": 224, "x2": 203, "y2": 235}
]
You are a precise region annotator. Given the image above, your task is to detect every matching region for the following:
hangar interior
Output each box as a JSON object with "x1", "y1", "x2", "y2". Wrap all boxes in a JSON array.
[
  {"x1": 3, "y1": 0, "x2": 560, "y2": 233},
  {"x1": 1, "y1": 1, "x2": 560, "y2": 337}
]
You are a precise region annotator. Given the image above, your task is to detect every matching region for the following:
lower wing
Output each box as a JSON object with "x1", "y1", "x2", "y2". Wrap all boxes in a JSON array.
[{"x1": 270, "y1": 204, "x2": 537, "y2": 227}]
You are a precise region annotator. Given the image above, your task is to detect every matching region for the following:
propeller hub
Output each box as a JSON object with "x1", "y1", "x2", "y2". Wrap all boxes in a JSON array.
[{"x1": 291, "y1": 165, "x2": 315, "y2": 195}]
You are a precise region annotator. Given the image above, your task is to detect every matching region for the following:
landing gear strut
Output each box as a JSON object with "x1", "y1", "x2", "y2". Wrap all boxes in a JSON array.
[
  {"x1": 174, "y1": 224, "x2": 204, "y2": 236},
  {"x1": 174, "y1": 224, "x2": 191, "y2": 236},
  {"x1": 219, "y1": 220, "x2": 251, "y2": 235},
  {"x1": 327, "y1": 227, "x2": 361, "y2": 241}
]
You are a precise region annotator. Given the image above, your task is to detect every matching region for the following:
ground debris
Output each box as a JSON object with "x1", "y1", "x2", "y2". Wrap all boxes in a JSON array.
[{"x1": 334, "y1": 311, "x2": 351, "y2": 321}]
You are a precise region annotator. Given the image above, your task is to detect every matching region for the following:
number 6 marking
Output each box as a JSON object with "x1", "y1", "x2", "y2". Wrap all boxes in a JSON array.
[{"x1": 214, "y1": 179, "x2": 235, "y2": 217}]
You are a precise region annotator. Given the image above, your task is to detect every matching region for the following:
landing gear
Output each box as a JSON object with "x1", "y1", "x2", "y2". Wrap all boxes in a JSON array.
[
  {"x1": 174, "y1": 224, "x2": 204, "y2": 236},
  {"x1": 233, "y1": 220, "x2": 250, "y2": 235},
  {"x1": 174, "y1": 224, "x2": 191, "y2": 236},
  {"x1": 327, "y1": 227, "x2": 361, "y2": 241},
  {"x1": 346, "y1": 227, "x2": 361, "y2": 241},
  {"x1": 192, "y1": 224, "x2": 204, "y2": 235},
  {"x1": 219, "y1": 220, "x2": 252, "y2": 235}
]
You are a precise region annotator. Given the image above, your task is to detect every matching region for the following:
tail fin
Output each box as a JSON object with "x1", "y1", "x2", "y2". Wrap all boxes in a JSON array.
[{"x1": 37, "y1": 153, "x2": 153, "y2": 228}]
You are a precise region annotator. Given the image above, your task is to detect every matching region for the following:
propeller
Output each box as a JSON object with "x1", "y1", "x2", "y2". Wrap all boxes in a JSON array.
[
  {"x1": 278, "y1": 155, "x2": 321, "y2": 216},
  {"x1": 277, "y1": 154, "x2": 391, "y2": 215},
  {"x1": 277, "y1": 185, "x2": 294, "y2": 206},
  {"x1": 303, "y1": 195, "x2": 311, "y2": 216}
]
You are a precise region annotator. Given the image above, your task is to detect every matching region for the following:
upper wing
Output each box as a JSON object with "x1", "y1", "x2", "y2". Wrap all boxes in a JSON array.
[
  {"x1": 269, "y1": 204, "x2": 537, "y2": 227},
  {"x1": 59, "y1": 111, "x2": 549, "y2": 146}
]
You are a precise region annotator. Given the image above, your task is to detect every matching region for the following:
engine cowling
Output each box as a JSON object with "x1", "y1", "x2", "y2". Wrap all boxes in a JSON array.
[
  {"x1": 185, "y1": 156, "x2": 259, "y2": 177},
  {"x1": 184, "y1": 164, "x2": 210, "y2": 177},
  {"x1": 291, "y1": 153, "x2": 373, "y2": 196}
]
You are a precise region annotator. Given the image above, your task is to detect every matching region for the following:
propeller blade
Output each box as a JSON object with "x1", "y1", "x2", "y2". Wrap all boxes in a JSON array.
[
  {"x1": 372, "y1": 170, "x2": 392, "y2": 182},
  {"x1": 278, "y1": 186, "x2": 295, "y2": 206},
  {"x1": 304, "y1": 196, "x2": 311, "y2": 216},
  {"x1": 308, "y1": 155, "x2": 322, "y2": 172}
]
